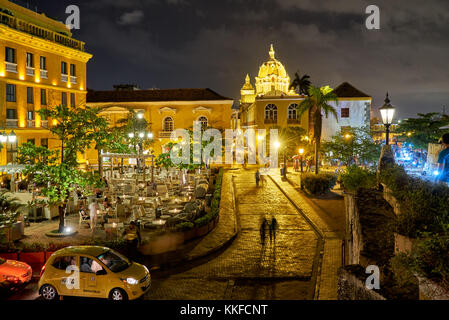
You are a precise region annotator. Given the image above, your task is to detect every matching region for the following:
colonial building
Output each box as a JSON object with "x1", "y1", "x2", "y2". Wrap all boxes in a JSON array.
[
  {"x1": 0, "y1": 0, "x2": 92, "y2": 164},
  {"x1": 86, "y1": 86, "x2": 233, "y2": 164},
  {"x1": 239, "y1": 45, "x2": 371, "y2": 142}
]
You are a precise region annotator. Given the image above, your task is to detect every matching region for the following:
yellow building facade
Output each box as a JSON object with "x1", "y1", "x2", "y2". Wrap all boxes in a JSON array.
[
  {"x1": 0, "y1": 0, "x2": 92, "y2": 164},
  {"x1": 86, "y1": 87, "x2": 233, "y2": 166}
]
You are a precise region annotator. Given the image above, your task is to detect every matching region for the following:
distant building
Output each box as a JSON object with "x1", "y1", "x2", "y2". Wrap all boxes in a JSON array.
[
  {"x1": 239, "y1": 45, "x2": 371, "y2": 142},
  {"x1": 86, "y1": 87, "x2": 233, "y2": 163},
  {"x1": 0, "y1": 0, "x2": 92, "y2": 164}
]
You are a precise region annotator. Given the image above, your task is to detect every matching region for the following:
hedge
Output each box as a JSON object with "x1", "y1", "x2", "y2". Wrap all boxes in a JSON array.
[
  {"x1": 380, "y1": 165, "x2": 449, "y2": 238},
  {"x1": 194, "y1": 168, "x2": 223, "y2": 227},
  {"x1": 301, "y1": 172, "x2": 337, "y2": 195},
  {"x1": 340, "y1": 165, "x2": 377, "y2": 193}
]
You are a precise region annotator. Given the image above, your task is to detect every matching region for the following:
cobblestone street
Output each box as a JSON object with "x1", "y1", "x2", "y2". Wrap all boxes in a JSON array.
[{"x1": 146, "y1": 169, "x2": 319, "y2": 300}]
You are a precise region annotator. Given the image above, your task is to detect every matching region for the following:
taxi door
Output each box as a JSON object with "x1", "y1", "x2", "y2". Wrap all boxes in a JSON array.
[{"x1": 79, "y1": 256, "x2": 102, "y2": 297}]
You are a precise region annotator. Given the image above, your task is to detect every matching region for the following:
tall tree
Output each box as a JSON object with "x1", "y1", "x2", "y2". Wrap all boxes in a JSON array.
[
  {"x1": 289, "y1": 71, "x2": 311, "y2": 95},
  {"x1": 298, "y1": 85, "x2": 338, "y2": 174},
  {"x1": 18, "y1": 105, "x2": 105, "y2": 233},
  {"x1": 396, "y1": 112, "x2": 449, "y2": 150},
  {"x1": 321, "y1": 126, "x2": 381, "y2": 167}
]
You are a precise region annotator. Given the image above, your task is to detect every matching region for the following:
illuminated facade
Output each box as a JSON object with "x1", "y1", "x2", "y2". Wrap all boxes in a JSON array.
[
  {"x1": 0, "y1": 0, "x2": 92, "y2": 164},
  {"x1": 239, "y1": 45, "x2": 371, "y2": 142},
  {"x1": 86, "y1": 87, "x2": 233, "y2": 165}
]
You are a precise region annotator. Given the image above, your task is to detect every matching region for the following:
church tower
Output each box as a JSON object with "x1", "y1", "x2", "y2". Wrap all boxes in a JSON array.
[{"x1": 240, "y1": 73, "x2": 256, "y2": 104}]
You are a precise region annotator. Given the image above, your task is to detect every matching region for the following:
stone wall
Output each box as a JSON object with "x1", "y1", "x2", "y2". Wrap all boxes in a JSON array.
[
  {"x1": 338, "y1": 265, "x2": 386, "y2": 300},
  {"x1": 343, "y1": 192, "x2": 361, "y2": 265}
]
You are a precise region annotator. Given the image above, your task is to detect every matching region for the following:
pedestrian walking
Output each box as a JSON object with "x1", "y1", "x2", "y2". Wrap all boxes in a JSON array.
[
  {"x1": 255, "y1": 169, "x2": 260, "y2": 187},
  {"x1": 260, "y1": 218, "x2": 268, "y2": 245},
  {"x1": 269, "y1": 217, "x2": 279, "y2": 243}
]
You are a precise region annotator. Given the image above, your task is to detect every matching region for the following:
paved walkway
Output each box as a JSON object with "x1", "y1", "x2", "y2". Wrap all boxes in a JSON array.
[
  {"x1": 146, "y1": 168, "x2": 318, "y2": 299},
  {"x1": 270, "y1": 170, "x2": 345, "y2": 300}
]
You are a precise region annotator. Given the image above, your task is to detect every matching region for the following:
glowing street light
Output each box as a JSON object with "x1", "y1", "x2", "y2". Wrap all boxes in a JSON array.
[
  {"x1": 137, "y1": 112, "x2": 144, "y2": 119},
  {"x1": 147, "y1": 132, "x2": 153, "y2": 139},
  {"x1": 344, "y1": 134, "x2": 352, "y2": 139},
  {"x1": 274, "y1": 141, "x2": 281, "y2": 149},
  {"x1": 0, "y1": 131, "x2": 7, "y2": 143},
  {"x1": 138, "y1": 132, "x2": 145, "y2": 139},
  {"x1": 299, "y1": 148, "x2": 304, "y2": 172},
  {"x1": 379, "y1": 93, "x2": 396, "y2": 145},
  {"x1": 8, "y1": 130, "x2": 16, "y2": 143}
]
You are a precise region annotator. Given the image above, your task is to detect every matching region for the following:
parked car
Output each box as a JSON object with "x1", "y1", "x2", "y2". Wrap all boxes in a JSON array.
[
  {"x1": 0, "y1": 257, "x2": 32, "y2": 285},
  {"x1": 38, "y1": 246, "x2": 151, "y2": 301}
]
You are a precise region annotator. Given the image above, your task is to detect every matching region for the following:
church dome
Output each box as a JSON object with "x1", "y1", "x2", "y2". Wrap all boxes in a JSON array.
[
  {"x1": 257, "y1": 44, "x2": 288, "y2": 78},
  {"x1": 254, "y1": 44, "x2": 291, "y2": 95}
]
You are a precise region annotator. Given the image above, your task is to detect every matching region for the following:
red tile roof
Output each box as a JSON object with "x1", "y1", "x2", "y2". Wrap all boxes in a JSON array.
[
  {"x1": 334, "y1": 82, "x2": 371, "y2": 98},
  {"x1": 87, "y1": 88, "x2": 233, "y2": 103}
]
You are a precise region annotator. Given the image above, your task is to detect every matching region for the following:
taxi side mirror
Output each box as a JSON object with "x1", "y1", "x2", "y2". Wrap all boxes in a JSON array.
[{"x1": 96, "y1": 269, "x2": 107, "y2": 276}]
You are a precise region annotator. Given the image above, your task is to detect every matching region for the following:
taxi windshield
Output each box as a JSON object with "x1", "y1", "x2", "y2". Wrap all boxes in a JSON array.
[{"x1": 96, "y1": 250, "x2": 130, "y2": 273}]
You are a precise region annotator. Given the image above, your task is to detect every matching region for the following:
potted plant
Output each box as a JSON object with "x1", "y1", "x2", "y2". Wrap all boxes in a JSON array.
[{"x1": 0, "y1": 191, "x2": 24, "y2": 244}]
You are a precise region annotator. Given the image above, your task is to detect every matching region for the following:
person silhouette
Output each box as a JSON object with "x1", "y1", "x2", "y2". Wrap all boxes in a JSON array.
[
  {"x1": 260, "y1": 218, "x2": 268, "y2": 245},
  {"x1": 269, "y1": 217, "x2": 278, "y2": 243}
]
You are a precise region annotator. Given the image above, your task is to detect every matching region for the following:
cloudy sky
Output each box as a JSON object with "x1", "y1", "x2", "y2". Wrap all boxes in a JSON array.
[{"x1": 28, "y1": 0, "x2": 449, "y2": 118}]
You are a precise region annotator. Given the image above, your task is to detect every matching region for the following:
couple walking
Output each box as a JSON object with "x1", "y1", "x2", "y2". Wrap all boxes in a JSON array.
[{"x1": 260, "y1": 217, "x2": 278, "y2": 245}]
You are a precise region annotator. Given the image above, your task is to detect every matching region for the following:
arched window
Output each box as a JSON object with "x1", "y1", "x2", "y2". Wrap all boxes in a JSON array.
[
  {"x1": 163, "y1": 116, "x2": 174, "y2": 132},
  {"x1": 265, "y1": 104, "x2": 277, "y2": 120},
  {"x1": 288, "y1": 104, "x2": 298, "y2": 120},
  {"x1": 198, "y1": 116, "x2": 208, "y2": 131}
]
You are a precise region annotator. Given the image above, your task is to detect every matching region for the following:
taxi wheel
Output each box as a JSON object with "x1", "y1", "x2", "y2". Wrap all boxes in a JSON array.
[
  {"x1": 40, "y1": 284, "x2": 58, "y2": 301},
  {"x1": 109, "y1": 288, "x2": 128, "y2": 301}
]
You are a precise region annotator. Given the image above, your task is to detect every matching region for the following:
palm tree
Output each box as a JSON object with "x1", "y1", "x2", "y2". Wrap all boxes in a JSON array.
[
  {"x1": 289, "y1": 71, "x2": 311, "y2": 95},
  {"x1": 298, "y1": 86, "x2": 338, "y2": 174}
]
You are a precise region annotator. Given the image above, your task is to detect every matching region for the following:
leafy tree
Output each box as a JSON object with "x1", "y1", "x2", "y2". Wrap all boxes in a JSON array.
[
  {"x1": 396, "y1": 113, "x2": 449, "y2": 150},
  {"x1": 0, "y1": 191, "x2": 23, "y2": 245},
  {"x1": 289, "y1": 71, "x2": 311, "y2": 95},
  {"x1": 321, "y1": 127, "x2": 381, "y2": 167},
  {"x1": 18, "y1": 105, "x2": 106, "y2": 233},
  {"x1": 298, "y1": 85, "x2": 339, "y2": 174}
]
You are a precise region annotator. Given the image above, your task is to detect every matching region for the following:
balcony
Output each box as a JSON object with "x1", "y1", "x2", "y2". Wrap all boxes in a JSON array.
[
  {"x1": 159, "y1": 131, "x2": 173, "y2": 139},
  {"x1": 264, "y1": 118, "x2": 277, "y2": 125},
  {"x1": 287, "y1": 118, "x2": 300, "y2": 124},
  {"x1": 70, "y1": 76, "x2": 77, "y2": 84},
  {"x1": 61, "y1": 74, "x2": 68, "y2": 82},
  {"x1": 40, "y1": 120, "x2": 48, "y2": 128},
  {"x1": 0, "y1": 11, "x2": 85, "y2": 52},
  {"x1": 26, "y1": 66, "x2": 35, "y2": 77},
  {"x1": 5, "y1": 119, "x2": 18, "y2": 128},
  {"x1": 27, "y1": 120, "x2": 35, "y2": 128},
  {"x1": 5, "y1": 61, "x2": 17, "y2": 73},
  {"x1": 40, "y1": 69, "x2": 48, "y2": 79}
]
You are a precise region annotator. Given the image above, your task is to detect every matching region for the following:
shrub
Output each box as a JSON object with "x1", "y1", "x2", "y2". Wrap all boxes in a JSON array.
[
  {"x1": 340, "y1": 165, "x2": 377, "y2": 193},
  {"x1": 301, "y1": 172, "x2": 337, "y2": 195},
  {"x1": 194, "y1": 168, "x2": 223, "y2": 227},
  {"x1": 175, "y1": 222, "x2": 194, "y2": 231},
  {"x1": 380, "y1": 165, "x2": 449, "y2": 237}
]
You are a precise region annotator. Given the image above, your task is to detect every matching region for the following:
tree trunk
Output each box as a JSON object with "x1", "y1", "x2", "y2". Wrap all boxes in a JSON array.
[
  {"x1": 98, "y1": 148, "x2": 103, "y2": 178},
  {"x1": 314, "y1": 110, "x2": 322, "y2": 175},
  {"x1": 58, "y1": 202, "x2": 67, "y2": 233}
]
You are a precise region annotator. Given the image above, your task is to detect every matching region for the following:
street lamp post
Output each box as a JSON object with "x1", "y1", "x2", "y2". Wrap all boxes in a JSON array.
[
  {"x1": 299, "y1": 148, "x2": 304, "y2": 173},
  {"x1": 379, "y1": 93, "x2": 396, "y2": 146}
]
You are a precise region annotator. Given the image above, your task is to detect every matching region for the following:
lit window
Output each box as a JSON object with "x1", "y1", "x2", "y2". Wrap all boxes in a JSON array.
[
  {"x1": 265, "y1": 104, "x2": 277, "y2": 120},
  {"x1": 341, "y1": 108, "x2": 350, "y2": 118},
  {"x1": 26, "y1": 53, "x2": 34, "y2": 68},
  {"x1": 198, "y1": 116, "x2": 208, "y2": 130},
  {"x1": 288, "y1": 104, "x2": 298, "y2": 120},
  {"x1": 163, "y1": 116, "x2": 174, "y2": 131}
]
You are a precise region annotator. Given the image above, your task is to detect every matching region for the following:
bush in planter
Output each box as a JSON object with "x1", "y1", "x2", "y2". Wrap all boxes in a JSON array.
[
  {"x1": 301, "y1": 172, "x2": 337, "y2": 195},
  {"x1": 380, "y1": 166, "x2": 449, "y2": 238},
  {"x1": 175, "y1": 222, "x2": 194, "y2": 232},
  {"x1": 0, "y1": 191, "x2": 24, "y2": 246},
  {"x1": 340, "y1": 165, "x2": 376, "y2": 193}
]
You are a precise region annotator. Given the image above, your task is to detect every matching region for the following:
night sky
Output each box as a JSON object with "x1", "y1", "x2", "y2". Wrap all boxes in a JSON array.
[{"x1": 20, "y1": 0, "x2": 449, "y2": 119}]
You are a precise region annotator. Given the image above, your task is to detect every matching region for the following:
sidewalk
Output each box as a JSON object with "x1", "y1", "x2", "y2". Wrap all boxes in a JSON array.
[{"x1": 269, "y1": 170, "x2": 345, "y2": 300}]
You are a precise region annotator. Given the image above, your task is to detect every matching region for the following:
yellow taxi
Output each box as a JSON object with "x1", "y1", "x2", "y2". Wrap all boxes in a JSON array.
[{"x1": 38, "y1": 246, "x2": 151, "y2": 300}]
